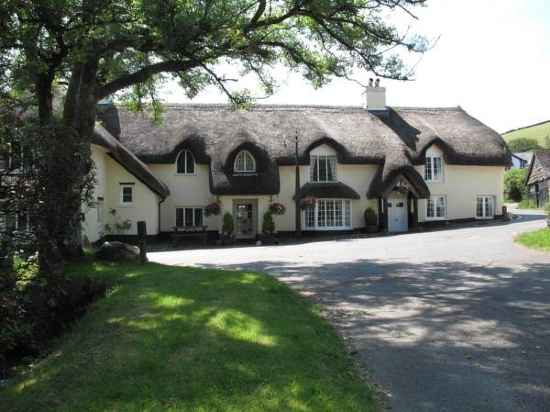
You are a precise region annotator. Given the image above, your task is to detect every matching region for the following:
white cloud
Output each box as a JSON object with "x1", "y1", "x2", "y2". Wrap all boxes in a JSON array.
[{"x1": 160, "y1": 0, "x2": 550, "y2": 132}]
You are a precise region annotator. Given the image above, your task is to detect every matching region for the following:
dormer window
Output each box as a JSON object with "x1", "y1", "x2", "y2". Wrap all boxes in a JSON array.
[
  {"x1": 424, "y1": 147, "x2": 443, "y2": 182},
  {"x1": 234, "y1": 150, "x2": 256, "y2": 173},
  {"x1": 310, "y1": 155, "x2": 337, "y2": 183},
  {"x1": 177, "y1": 150, "x2": 195, "y2": 175}
]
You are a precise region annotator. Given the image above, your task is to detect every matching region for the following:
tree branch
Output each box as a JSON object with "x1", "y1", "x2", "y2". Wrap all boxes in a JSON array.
[{"x1": 95, "y1": 60, "x2": 196, "y2": 101}]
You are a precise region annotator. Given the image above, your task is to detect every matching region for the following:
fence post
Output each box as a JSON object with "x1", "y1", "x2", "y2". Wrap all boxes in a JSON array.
[{"x1": 137, "y1": 221, "x2": 147, "y2": 264}]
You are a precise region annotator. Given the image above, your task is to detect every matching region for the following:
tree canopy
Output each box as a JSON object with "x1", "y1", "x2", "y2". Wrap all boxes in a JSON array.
[
  {"x1": 0, "y1": 0, "x2": 428, "y2": 273},
  {"x1": 506, "y1": 138, "x2": 542, "y2": 153}
]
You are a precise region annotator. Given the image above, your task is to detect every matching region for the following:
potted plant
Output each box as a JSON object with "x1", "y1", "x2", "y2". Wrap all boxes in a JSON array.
[
  {"x1": 364, "y1": 207, "x2": 379, "y2": 233},
  {"x1": 261, "y1": 211, "x2": 279, "y2": 244},
  {"x1": 300, "y1": 196, "x2": 317, "y2": 210},
  {"x1": 205, "y1": 202, "x2": 221, "y2": 217},
  {"x1": 221, "y1": 212, "x2": 234, "y2": 245},
  {"x1": 268, "y1": 202, "x2": 286, "y2": 215}
]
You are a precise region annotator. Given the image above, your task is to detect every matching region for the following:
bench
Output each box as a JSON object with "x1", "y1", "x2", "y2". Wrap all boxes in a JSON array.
[{"x1": 171, "y1": 225, "x2": 208, "y2": 246}]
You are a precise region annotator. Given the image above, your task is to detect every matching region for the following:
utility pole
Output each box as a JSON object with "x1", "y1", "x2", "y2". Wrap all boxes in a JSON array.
[{"x1": 294, "y1": 130, "x2": 302, "y2": 236}]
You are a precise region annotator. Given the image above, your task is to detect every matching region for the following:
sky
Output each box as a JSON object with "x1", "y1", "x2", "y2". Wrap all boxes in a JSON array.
[{"x1": 160, "y1": 0, "x2": 550, "y2": 134}]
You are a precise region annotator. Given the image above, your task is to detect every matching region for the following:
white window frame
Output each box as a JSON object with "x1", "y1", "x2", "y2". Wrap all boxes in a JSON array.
[
  {"x1": 303, "y1": 199, "x2": 352, "y2": 230},
  {"x1": 476, "y1": 195, "x2": 495, "y2": 219},
  {"x1": 176, "y1": 207, "x2": 205, "y2": 228},
  {"x1": 310, "y1": 155, "x2": 337, "y2": 183},
  {"x1": 176, "y1": 150, "x2": 196, "y2": 175},
  {"x1": 425, "y1": 154, "x2": 443, "y2": 183},
  {"x1": 234, "y1": 150, "x2": 256, "y2": 173},
  {"x1": 120, "y1": 184, "x2": 134, "y2": 206},
  {"x1": 426, "y1": 195, "x2": 447, "y2": 220}
]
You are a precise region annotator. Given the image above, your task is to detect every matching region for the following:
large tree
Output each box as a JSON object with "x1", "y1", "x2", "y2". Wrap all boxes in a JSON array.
[{"x1": 1, "y1": 0, "x2": 427, "y2": 273}]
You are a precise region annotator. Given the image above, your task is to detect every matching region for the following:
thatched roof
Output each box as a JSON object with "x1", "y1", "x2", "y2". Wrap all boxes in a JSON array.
[
  {"x1": 294, "y1": 182, "x2": 360, "y2": 200},
  {"x1": 103, "y1": 104, "x2": 509, "y2": 197},
  {"x1": 92, "y1": 125, "x2": 169, "y2": 199},
  {"x1": 526, "y1": 149, "x2": 550, "y2": 185}
]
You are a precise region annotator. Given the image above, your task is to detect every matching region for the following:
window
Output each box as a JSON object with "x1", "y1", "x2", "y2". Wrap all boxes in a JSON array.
[
  {"x1": 176, "y1": 150, "x2": 195, "y2": 175},
  {"x1": 310, "y1": 155, "x2": 337, "y2": 182},
  {"x1": 1, "y1": 211, "x2": 30, "y2": 232},
  {"x1": 120, "y1": 184, "x2": 134, "y2": 205},
  {"x1": 425, "y1": 156, "x2": 443, "y2": 182},
  {"x1": 304, "y1": 199, "x2": 351, "y2": 230},
  {"x1": 234, "y1": 150, "x2": 256, "y2": 173},
  {"x1": 426, "y1": 195, "x2": 446, "y2": 219},
  {"x1": 97, "y1": 197, "x2": 104, "y2": 223},
  {"x1": 176, "y1": 207, "x2": 204, "y2": 228},
  {"x1": 476, "y1": 196, "x2": 495, "y2": 219}
]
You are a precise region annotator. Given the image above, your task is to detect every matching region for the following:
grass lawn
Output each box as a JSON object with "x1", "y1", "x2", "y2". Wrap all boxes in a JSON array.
[
  {"x1": 1, "y1": 260, "x2": 376, "y2": 412},
  {"x1": 503, "y1": 120, "x2": 550, "y2": 146},
  {"x1": 515, "y1": 228, "x2": 550, "y2": 252}
]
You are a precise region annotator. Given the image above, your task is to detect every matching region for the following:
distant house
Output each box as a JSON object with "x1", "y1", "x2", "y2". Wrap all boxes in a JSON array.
[
  {"x1": 509, "y1": 151, "x2": 533, "y2": 169},
  {"x1": 525, "y1": 150, "x2": 550, "y2": 207}
]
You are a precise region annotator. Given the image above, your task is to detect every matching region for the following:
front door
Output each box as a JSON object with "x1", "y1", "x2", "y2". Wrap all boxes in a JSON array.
[
  {"x1": 233, "y1": 200, "x2": 257, "y2": 239},
  {"x1": 387, "y1": 197, "x2": 408, "y2": 232}
]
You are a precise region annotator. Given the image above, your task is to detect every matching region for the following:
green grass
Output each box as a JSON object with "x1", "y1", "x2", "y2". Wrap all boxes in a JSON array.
[
  {"x1": 1, "y1": 260, "x2": 376, "y2": 412},
  {"x1": 503, "y1": 120, "x2": 550, "y2": 146},
  {"x1": 515, "y1": 228, "x2": 550, "y2": 251}
]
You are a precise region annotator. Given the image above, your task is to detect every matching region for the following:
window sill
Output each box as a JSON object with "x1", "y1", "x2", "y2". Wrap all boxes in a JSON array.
[
  {"x1": 425, "y1": 216, "x2": 446, "y2": 221},
  {"x1": 233, "y1": 172, "x2": 258, "y2": 176},
  {"x1": 475, "y1": 216, "x2": 494, "y2": 220},
  {"x1": 310, "y1": 180, "x2": 338, "y2": 184},
  {"x1": 175, "y1": 173, "x2": 197, "y2": 177},
  {"x1": 305, "y1": 226, "x2": 352, "y2": 231},
  {"x1": 119, "y1": 203, "x2": 135, "y2": 208}
]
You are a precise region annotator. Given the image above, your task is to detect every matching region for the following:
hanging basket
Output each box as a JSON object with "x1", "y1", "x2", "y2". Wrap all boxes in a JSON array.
[
  {"x1": 299, "y1": 196, "x2": 318, "y2": 210},
  {"x1": 205, "y1": 202, "x2": 221, "y2": 217},
  {"x1": 269, "y1": 202, "x2": 286, "y2": 215}
]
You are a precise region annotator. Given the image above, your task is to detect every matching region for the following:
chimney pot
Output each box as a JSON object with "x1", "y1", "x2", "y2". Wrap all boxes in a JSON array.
[
  {"x1": 375, "y1": 78, "x2": 380, "y2": 88},
  {"x1": 369, "y1": 78, "x2": 374, "y2": 87}
]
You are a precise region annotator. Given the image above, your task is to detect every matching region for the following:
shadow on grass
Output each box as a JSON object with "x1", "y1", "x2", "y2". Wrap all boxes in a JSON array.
[
  {"x1": 1, "y1": 261, "x2": 375, "y2": 412},
  {"x1": 196, "y1": 258, "x2": 550, "y2": 412}
]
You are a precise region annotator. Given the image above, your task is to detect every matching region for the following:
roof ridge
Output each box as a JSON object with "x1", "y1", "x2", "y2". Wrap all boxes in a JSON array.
[{"x1": 118, "y1": 102, "x2": 463, "y2": 113}]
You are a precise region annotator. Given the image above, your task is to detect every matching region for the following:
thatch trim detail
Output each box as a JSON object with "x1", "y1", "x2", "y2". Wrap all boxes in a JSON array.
[{"x1": 293, "y1": 182, "x2": 361, "y2": 200}]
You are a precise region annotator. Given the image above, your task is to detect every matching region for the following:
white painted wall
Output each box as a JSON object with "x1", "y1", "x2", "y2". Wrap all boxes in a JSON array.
[
  {"x1": 82, "y1": 145, "x2": 107, "y2": 243},
  {"x1": 148, "y1": 162, "x2": 221, "y2": 232},
  {"x1": 416, "y1": 146, "x2": 505, "y2": 222}
]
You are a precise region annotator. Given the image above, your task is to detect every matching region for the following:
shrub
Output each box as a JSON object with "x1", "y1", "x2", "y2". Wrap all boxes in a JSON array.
[
  {"x1": 504, "y1": 168, "x2": 527, "y2": 202},
  {"x1": 262, "y1": 211, "x2": 275, "y2": 235},
  {"x1": 507, "y1": 138, "x2": 542, "y2": 153},
  {"x1": 364, "y1": 207, "x2": 378, "y2": 226},
  {"x1": 519, "y1": 198, "x2": 539, "y2": 209},
  {"x1": 545, "y1": 203, "x2": 550, "y2": 216},
  {"x1": 222, "y1": 212, "x2": 234, "y2": 235}
]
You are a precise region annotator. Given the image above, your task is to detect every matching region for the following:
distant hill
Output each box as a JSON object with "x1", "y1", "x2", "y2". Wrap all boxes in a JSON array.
[{"x1": 502, "y1": 120, "x2": 550, "y2": 147}]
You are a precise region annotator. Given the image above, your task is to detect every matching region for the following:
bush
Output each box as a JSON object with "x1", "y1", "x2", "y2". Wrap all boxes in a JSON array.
[
  {"x1": 262, "y1": 211, "x2": 275, "y2": 235},
  {"x1": 545, "y1": 203, "x2": 550, "y2": 216},
  {"x1": 222, "y1": 212, "x2": 234, "y2": 235},
  {"x1": 519, "y1": 199, "x2": 538, "y2": 209},
  {"x1": 0, "y1": 265, "x2": 106, "y2": 378},
  {"x1": 268, "y1": 202, "x2": 286, "y2": 215},
  {"x1": 364, "y1": 207, "x2": 378, "y2": 226},
  {"x1": 507, "y1": 138, "x2": 542, "y2": 153},
  {"x1": 504, "y1": 168, "x2": 527, "y2": 202}
]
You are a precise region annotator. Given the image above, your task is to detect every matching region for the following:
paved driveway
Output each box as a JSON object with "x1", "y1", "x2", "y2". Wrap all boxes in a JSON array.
[{"x1": 149, "y1": 211, "x2": 550, "y2": 412}]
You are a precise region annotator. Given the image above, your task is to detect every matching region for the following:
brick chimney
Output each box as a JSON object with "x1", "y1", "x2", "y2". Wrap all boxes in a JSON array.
[{"x1": 365, "y1": 78, "x2": 387, "y2": 112}]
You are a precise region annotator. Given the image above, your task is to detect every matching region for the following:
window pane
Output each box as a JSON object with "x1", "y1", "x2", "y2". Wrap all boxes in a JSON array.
[
  {"x1": 194, "y1": 208, "x2": 203, "y2": 227},
  {"x1": 436, "y1": 196, "x2": 446, "y2": 217},
  {"x1": 334, "y1": 200, "x2": 343, "y2": 226},
  {"x1": 327, "y1": 157, "x2": 336, "y2": 181},
  {"x1": 122, "y1": 186, "x2": 133, "y2": 203},
  {"x1": 235, "y1": 152, "x2": 245, "y2": 172},
  {"x1": 186, "y1": 151, "x2": 195, "y2": 174},
  {"x1": 305, "y1": 206, "x2": 315, "y2": 228},
  {"x1": 433, "y1": 158, "x2": 442, "y2": 180},
  {"x1": 245, "y1": 152, "x2": 254, "y2": 171},
  {"x1": 318, "y1": 157, "x2": 327, "y2": 182},
  {"x1": 425, "y1": 157, "x2": 432, "y2": 181},
  {"x1": 344, "y1": 200, "x2": 351, "y2": 227},
  {"x1": 427, "y1": 198, "x2": 434, "y2": 217},
  {"x1": 486, "y1": 197, "x2": 494, "y2": 217},
  {"x1": 176, "y1": 208, "x2": 184, "y2": 227},
  {"x1": 184, "y1": 208, "x2": 194, "y2": 227},
  {"x1": 311, "y1": 157, "x2": 319, "y2": 181},
  {"x1": 177, "y1": 152, "x2": 186, "y2": 174},
  {"x1": 318, "y1": 200, "x2": 326, "y2": 227},
  {"x1": 326, "y1": 200, "x2": 335, "y2": 226},
  {"x1": 476, "y1": 197, "x2": 484, "y2": 217}
]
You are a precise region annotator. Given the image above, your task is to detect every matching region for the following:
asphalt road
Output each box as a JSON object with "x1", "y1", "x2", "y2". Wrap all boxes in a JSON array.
[{"x1": 149, "y1": 210, "x2": 550, "y2": 412}]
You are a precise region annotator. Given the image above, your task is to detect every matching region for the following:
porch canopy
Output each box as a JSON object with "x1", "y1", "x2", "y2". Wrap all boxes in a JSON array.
[{"x1": 293, "y1": 182, "x2": 361, "y2": 200}]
